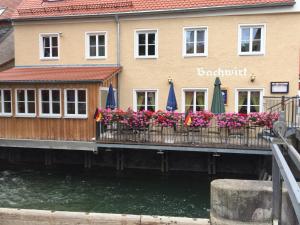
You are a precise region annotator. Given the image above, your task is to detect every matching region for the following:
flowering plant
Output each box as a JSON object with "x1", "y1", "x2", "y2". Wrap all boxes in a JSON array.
[
  {"x1": 153, "y1": 110, "x2": 182, "y2": 127},
  {"x1": 217, "y1": 113, "x2": 248, "y2": 129},
  {"x1": 248, "y1": 112, "x2": 280, "y2": 128},
  {"x1": 187, "y1": 111, "x2": 214, "y2": 128},
  {"x1": 121, "y1": 109, "x2": 153, "y2": 129},
  {"x1": 95, "y1": 108, "x2": 126, "y2": 125}
]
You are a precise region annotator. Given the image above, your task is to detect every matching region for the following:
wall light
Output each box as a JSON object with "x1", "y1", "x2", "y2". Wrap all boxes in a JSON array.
[
  {"x1": 168, "y1": 76, "x2": 173, "y2": 84},
  {"x1": 250, "y1": 74, "x2": 256, "y2": 83}
]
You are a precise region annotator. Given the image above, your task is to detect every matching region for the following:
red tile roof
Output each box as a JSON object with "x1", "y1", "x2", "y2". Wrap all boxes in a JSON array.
[
  {"x1": 0, "y1": 66, "x2": 121, "y2": 82},
  {"x1": 14, "y1": 0, "x2": 295, "y2": 19},
  {"x1": 0, "y1": 0, "x2": 23, "y2": 20}
]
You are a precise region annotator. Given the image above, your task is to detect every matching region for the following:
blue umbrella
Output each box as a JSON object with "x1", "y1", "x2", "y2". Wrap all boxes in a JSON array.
[
  {"x1": 166, "y1": 82, "x2": 178, "y2": 111},
  {"x1": 106, "y1": 83, "x2": 116, "y2": 109}
]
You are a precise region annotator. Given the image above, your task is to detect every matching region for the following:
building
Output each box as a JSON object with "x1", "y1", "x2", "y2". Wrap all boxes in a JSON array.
[
  {"x1": 0, "y1": 0, "x2": 299, "y2": 146},
  {"x1": 0, "y1": 0, "x2": 23, "y2": 71}
]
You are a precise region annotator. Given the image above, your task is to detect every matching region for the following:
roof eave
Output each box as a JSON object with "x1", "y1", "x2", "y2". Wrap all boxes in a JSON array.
[
  {"x1": 12, "y1": 1, "x2": 296, "y2": 22},
  {"x1": 0, "y1": 80, "x2": 104, "y2": 84}
]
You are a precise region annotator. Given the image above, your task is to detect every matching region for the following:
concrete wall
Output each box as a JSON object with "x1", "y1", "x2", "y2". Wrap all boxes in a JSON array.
[
  {"x1": 210, "y1": 179, "x2": 298, "y2": 225},
  {"x1": 0, "y1": 208, "x2": 209, "y2": 225}
]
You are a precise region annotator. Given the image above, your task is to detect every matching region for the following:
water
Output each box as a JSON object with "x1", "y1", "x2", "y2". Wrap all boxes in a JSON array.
[{"x1": 0, "y1": 167, "x2": 211, "y2": 218}]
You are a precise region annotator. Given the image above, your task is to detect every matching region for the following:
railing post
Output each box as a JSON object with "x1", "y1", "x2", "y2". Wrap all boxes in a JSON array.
[
  {"x1": 281, "y1": 96, "x2": 285, "y2": 112},
  {"x1": 272, "y1": 154, "x2": 282, "y2": 225}
]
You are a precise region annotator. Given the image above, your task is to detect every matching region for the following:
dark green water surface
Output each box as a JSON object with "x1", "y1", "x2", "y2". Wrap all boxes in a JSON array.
[{"x1": 0, "y1": 167, "x2": 211, "y2": 218}]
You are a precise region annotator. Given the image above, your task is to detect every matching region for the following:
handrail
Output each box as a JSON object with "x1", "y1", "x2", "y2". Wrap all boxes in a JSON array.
[{"x1": 266, "y1": 96, "x2": 297, "y2": 112}]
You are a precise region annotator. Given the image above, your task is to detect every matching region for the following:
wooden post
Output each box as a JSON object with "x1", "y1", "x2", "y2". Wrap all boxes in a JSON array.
[
  {"x1": 272, "y1": 155, "x2": 282, "y2": 225},
  {"x1": 281, "y1": 96, "x2": 285, "y2": 112}
]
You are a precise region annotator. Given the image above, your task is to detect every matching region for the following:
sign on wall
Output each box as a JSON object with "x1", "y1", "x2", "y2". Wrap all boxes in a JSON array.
[{"x1": 271, "y1": 82, "x2": 289, "y2": 94}]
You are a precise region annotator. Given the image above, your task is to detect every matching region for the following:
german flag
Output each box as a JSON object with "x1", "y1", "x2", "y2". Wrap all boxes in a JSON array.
[
  {"x1": 185, "y1": 114, "x2": 192, "y2": 126},
  {"x1": 94, "y1": 108, "x2": 103, "y2": 122}
]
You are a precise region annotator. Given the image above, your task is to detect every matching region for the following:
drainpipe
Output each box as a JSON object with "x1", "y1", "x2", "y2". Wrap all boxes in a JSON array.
[{"x1": 115, "y1": 15, "x2": 120, "y2": 108}]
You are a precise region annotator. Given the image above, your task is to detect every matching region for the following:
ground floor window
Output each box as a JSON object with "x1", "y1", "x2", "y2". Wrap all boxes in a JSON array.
[
  {"x1": 65, "y1": 89, "x2": 87, "y2": 118},
  {"x1": 134, "y1": 90, "x2": 157, "y2": 112},
  {"x1": 39, "y1": 89, "x2": 61, "y2": 117},
  {"x1": 236, "y1": 89, "x2": 263, "y2": 114},
  {"x1": 183, "y1": 89, "x2": 207, "y2": 113},
  {"x1": 100, "y1": 87, "x2": 117, "y2": 109},
  {"x1": 0, "y1": 89, "x2": 12, "y2": 116},
  {"x1": 16, "y1": 89, "x2": 36, "y2": 116}
]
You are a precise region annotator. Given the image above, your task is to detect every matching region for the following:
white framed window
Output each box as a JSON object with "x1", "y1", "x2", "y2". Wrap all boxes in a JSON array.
[
  {"x1": 39, "y1": 33, "x2": 59, "y2": 60},
  {"x1": 133, "y1": 89, "x2": 158, "y2": 112},
  {"x1": 100, "y1": 87, "x2": 117, "y2": 109},
  {"x1": 15, "y1": 89, "x2": 36, "y2": 117},
  {"x1": 0, "y1": 89, "x2": 12, "y2": 116},
  {"x1": 85, "y1": 32, "x2": 107, "y2": 59},
  {"x1": 238, "y1": 24, "x2": 265, "y2": 55},
  {"x1": 0, "y1": 8, "x2": 6, "y2": 16},
  {"x1": 235, "y1": 89, "x2": 264, "y2": 114},
  {"x1": 183, "y1": 27, "x2": 208, "y2": 57},
  {"x1": 135, "y1": 30, "x2": 158, "y2": 58},
  {"x1": 182, "y1": 88, "x2": 208, "y2": 113},
  {"x1": 39, "y1": 89, "x2": 61, "y2": 118},
  {"x1": 64, "y1": 89, "x2": 88, "y2": 118}
]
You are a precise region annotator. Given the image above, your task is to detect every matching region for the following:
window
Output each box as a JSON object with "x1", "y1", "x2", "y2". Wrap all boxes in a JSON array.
[
  {"x1": 0, "y1": 89, "x2": 12, "y2": 116},
  {"x1": 184, "y1": 27, "x2": 208, "y2": 56},
  {"x1": 0, "y1": 8, "x2": 5, "y2": 16},
  {"x1": 236, "y1": 89, "x2": 263, "y2": 114},
  {"x1": 39, "y1": 89, "x2": 61, "y2": 117},
  {"x1": 100, "y1": 88, "x2": 117, "y2": 109},
  {"x1": 40, "y1": 34, "x2": 59, "y2": 59},
  {"x1": 183, "y1": 89, "x2": 208, "y2": 113},
  {"x1": 239, "y1": 25, "x2": 265, "y2": 55},
  {"x1": 65, "y1": 89, "x2": 87, "y2": 118},
  {"x1": 134, "y1": 90, "x2": 157, "y2": 112},
  {"x1": 135, "y1": 30, "x2": 158, "y2": 58},
  {"x1": 86, "y1": 32, "x2": 107, "y2": 59},
  {"x1": 16, "y1": 89, "x2": 36, "y2": 116}
]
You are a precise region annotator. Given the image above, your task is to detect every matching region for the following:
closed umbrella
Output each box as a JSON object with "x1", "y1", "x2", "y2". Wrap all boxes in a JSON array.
[
  {"x1": 106, "y1": 83, "x2": 116, "y2": 110},
  {"x1": 211, "y1": 77, "x2": 225, "y2": 114},
  {"x1": 166, "y1": 82, "x2": 178, "y2": 111}
]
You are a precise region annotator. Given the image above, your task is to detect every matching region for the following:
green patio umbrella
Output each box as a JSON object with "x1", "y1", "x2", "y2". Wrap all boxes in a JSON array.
[{"x1": 211, "y1": 77, "x2": 225, "y2": 114}]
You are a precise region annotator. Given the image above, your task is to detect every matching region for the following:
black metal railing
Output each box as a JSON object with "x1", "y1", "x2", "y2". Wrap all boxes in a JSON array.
[{"x1": 96, "y1": 119, "x2": 272, "y2": 149}]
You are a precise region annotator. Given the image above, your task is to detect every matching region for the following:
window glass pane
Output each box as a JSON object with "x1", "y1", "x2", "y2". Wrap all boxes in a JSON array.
[
  {"x1": 148, "y1": 45, "x2": 155, "y2": 56},
  {"x1": 197, "y1": 30, "x2": 205, "y2": 42},
  {"x1": 90, "y1": 47, "x2": 96, "y2": 57},
  {"x1": 52, "y1": 36, "x2": 58, "y2": 46},
  {"x1": 250, "y1": 91, "x2": 260, "y2": 105},
  {"x1": 43, "y1": 37, "x2": 50, "y2": 47},
  {"x1": 67, "y1": 103, "x2": 75, "y2": 114},
  {"x1": 250, "y1": 106, "x2": 260, "y2": 113},
  {"x1": 101, "y1": 90, "x2": 108, "y2": 109},
  {"x1": 98, "y1": 46, "x2": 105, "y2": 56},
  {"x1": 98, "y1": 35, "x2": 105, "y2": 46},
  {"x1": 147, "y1": 106, "x2": 155, "y2": 112},
  {"x1": 148, "y1": 33, "x2": 155, "y2": 45},
  {"x1": 52, "y1": 47, "x2": 58, "y2": 57},
  {"x1": 241, "y1": 28, "x2": 250, "y2": 41},
  {"x1": 89, "y1": 35, "x2": 96, "y2": 46},
  {"x1": 42, "y1": 102, "x2": 50, "y2": 114},
  {"x1": 196, "y1": 43, "x2": 205, "y2": 54},
  {"x1": 238, "y1": 91, "x2": 248, "y2": 105},
  {"x1": 137, "y1": 106, "x2": 145, "y2": 111},
  {"x1": 78, "y1": 90, "x2": 86, "y2": 102},
  {"x1": 18, "y1": 102, "x2": 25, "y2": 113},
  {"x1": 0, "y1": 91, "x2": 2, "y2": 113},
  {"x1": 52, "y1": 90, "x2": 60, "y2": 102},
  {"x1": 186, "y1": 30, "x2": 194, "y2": 43},
  {"x1": 67, "y1": 90, "x2": 75, "y2": 102},
  {"x1": 78, "y1": 103, "x2": 86, "y2": 115},
  {"x1": 138, "y1": 46, "x2": 146, "y2": 56},
  {"x1": 27, "y1": 90, "x2": 35, "y2": 101},
  {"x1": 44, "y1": 48, "x2": 50, "y2": 57},
  {"x1": 28, "y1": 102, "x2": 35, "y2": 114},
  {"x1": 137, "y1": 92, "x2": 145, "y2": 108},
  {"x1": 252, "y1": 40, "x2": 261, "y2": 52},
  {"x1": 138, "y1": 34, "x2": 145, "y2": 45},
  {"x1": 196, "y1": 106, "x2": 205, "y2": 112},
  {"x1": 52, "y1": 103, "x2": 60, "y2": 114},
  {"x1": 3, "y1": 90, "x2": 10, "y2": 101},
  {"x1": 196, "y1": 92, "x2": 205, "y2": 106},
  {"x1": 186, "y1": 43, "x2": 194, "y2": 54},
  {"x1": 17, "y1": 90, "x2": 25, "y2": 101},
  {"x1": 253, "y1": 28, "x2": 261, "y2": 40},
  {"x1": 238, "y1": 106, "x2": 248, "y2": 114},
  {"x1": 41, "y1": 90, "x2": 49, "y2": 101},
  {"x1": 185, "y1": 91, "x2": 194, "y2": 113},
  {"x1": 4, "y1": 102, "x2": 11, "y2": 113},
  {"x1": 147, "y1": 92, "x2": 156, "y2": 106},
  {"x1": 241, "y1": 41, "x2": 250, "y2": 52}
]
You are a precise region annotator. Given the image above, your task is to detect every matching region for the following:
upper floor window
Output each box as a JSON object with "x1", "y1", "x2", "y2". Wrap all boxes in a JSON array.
[
  {"x1": 86, "y1": 32, "x2": 107, "y2": 59},
  {"x1": 135, "y1": 30, "x2": 158, "y2": 58},
  {"x1": 16, "y1": 89, "x2": 36, "y2": 117},
  {"x1": 40, "y1": 33, "x2": 59, "y2": 60},
  {"x1": 65, "y1": 89, "x2": 87, "y2": 118},
  {"x1": 183, "y1": 27, "x2": 208, "y2": 57},
  {"x1": 39, "y1": 89, "x2": 61, "y2": 117},
  {"x1": 239, "y1": 25, "x2": 265, "y2": 55},
  {"x1": 0, "y1": 89, "x2": 12, "y2": 116}
]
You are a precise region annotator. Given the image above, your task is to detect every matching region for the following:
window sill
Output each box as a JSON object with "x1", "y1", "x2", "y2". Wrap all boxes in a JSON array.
[
  {"x1": 238, "y1": 52, "x2": 265, "y2": 56},
  {"x1": 15, "y1": 114, "x2": 36, "y2": 118},
  {"x1": 64, "y1": 115, "x2": 88, "y2": 119},
  {"x1": 184, "y1": 54, "x2": 207, "y2": 58},
  {"x1": 40, "y1": 57, "x2": 59, "y2": 61},
  {"x1": 0, "y1": 114, "x2": 12, "y2": 117},
  {"x1": 135, "y1": 56, "x2": 158, "y2": 59},
  {"x1": 39, "y1": 115, "x2": 62, "y2": 119},
  {"x1": 86, "y1": 56, "x2": 107, "y2": 60}
]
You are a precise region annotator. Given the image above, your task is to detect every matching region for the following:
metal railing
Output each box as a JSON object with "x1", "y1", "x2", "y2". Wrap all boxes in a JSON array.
[{"x1": 96, "y1": 120, "x2": 272, "y2": 149}]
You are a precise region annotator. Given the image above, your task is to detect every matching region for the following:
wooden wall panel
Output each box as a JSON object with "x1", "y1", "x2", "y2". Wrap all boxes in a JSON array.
[{"x1": 0, "y1": 82, "x2": 102, "y2": 142}]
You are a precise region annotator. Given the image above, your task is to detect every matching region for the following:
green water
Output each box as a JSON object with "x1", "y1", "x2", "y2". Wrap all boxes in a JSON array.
[{"x1": 0, "y1": 167, "x2": 211, "y2": 218}]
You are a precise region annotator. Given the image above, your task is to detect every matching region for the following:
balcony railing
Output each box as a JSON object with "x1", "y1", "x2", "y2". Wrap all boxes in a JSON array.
[{"x1": 96, "y1": 119, "x2": 272, "y2": 150}]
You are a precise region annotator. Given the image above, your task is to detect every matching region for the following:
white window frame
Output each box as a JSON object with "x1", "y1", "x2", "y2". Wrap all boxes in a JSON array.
[
  {"x1": 64, "y1": 89, "x2": 88, "y2": 119},
  {"x1": 181, "y1": 88, "x2": 208, "y2": 113},
  {"x1": 39, "y1": 89, "x2": 62, "y2": 118},
  {"x1": 15, "y1": 89, "x2": 36, "y2": 117},
  {"x1": 238, "y1": 24, "x2": 266, "y2": 56},
  {"x1": 235, "y1": 88, "x2": 264, "y2": 113},
  {"x1": 134, "y1": 29, "x2": 158, "y2": 59},
  {"x1": 183, "y1": 26, "x2": 208, "y2": 57},
  {"x1": 0, "y1": 89, "x2": 12, "y2": 117},
  {"x1": 39, "y1": 33, "x2": 60, "y2": 60},
  {"x1": 133, "y1": 89, "x2": 159, "y2": 112},
  {"x1": 0, "y1": 8, "x2": 6, "y2": 16},
  {"x1": 85, "y1": 31, "x2": 108, "y2": 59},
  {"x1": 99, "y1": 87, "x2": 117, "y2": 108}
]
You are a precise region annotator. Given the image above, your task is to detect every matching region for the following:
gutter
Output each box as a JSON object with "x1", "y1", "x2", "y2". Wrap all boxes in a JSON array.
[
  {"x1": 115, "y1": 15, "x2": 121, "y2": 108},
  {"x1": 12, "y1": 2, "x2": 296, "y2": 22}
]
